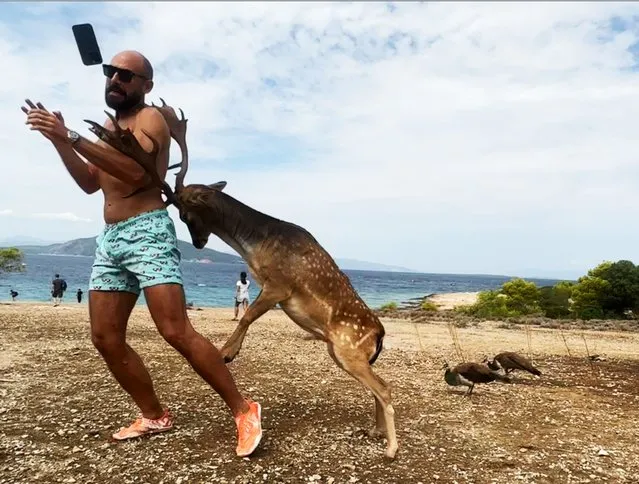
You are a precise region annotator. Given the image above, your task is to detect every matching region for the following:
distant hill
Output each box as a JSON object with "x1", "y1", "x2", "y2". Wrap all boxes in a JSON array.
[
  {"x1": 0, "y1": 236, "x2": 60, "y2": 246},
  {"x1": 334, "y1": 258, "x2": 416, "y2": 273},
  {"x1": 14, "y1": 236, "x2": 243, "y2": 264},
  {"x1": 8, "y1": 236, "x2": 418, "y2": 273}
]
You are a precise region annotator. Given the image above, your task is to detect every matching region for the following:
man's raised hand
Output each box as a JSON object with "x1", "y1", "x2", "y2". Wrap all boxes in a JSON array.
[{"x1": 21, "y1": 99, "x2": 68, "y2": 143}]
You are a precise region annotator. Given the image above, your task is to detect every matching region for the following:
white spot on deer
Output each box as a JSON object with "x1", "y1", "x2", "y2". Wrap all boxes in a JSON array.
[{"x1": 355, "y1": 330, "x2": 374, "y2": 348}]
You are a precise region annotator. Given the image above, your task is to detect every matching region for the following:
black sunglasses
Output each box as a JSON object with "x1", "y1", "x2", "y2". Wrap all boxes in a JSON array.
[{"x1": 102, "y1": 64, "x2": 148, "y2": 83}]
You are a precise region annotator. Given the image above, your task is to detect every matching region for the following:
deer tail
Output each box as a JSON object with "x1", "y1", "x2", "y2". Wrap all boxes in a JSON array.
[{"x1": 368, "y1": 327, "x2": 385, "y2": 366}]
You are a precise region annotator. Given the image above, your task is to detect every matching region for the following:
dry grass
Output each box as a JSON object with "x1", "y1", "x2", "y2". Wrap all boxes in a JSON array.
[{"x1": 2, "y1": 303, "x2": 639, "y2": 483}]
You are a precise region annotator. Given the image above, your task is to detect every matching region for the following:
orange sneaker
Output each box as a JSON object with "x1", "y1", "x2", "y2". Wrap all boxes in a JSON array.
[
  {"x1": 112, "y1": 408, "x2": 174, "y2": 441},
  {"x1": 235, "y1": 400, "x2": 262, "y2": 457}
]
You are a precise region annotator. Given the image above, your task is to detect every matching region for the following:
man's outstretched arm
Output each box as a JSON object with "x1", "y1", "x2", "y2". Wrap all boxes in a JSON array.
[
  {"x1": 21, "y1": 105, "x2": 100, "y2": 195},
  {"x1": 23, "y1": 100, "x2": 170, "y2": 189}
]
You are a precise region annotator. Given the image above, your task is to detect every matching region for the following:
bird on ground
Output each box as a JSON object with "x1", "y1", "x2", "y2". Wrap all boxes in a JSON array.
[
  {"x1": 484, "y1": 351, "x2": 542, "y2": 376},
  {"x1": 443, "y1": 361, "x2": 511, "y2": 395}
]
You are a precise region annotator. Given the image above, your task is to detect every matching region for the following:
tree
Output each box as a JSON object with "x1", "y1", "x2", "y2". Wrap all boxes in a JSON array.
[
  {"x1": 568, "y1": 260, "x2": 639, "y2": 319},
  {"x1": 591, "y1": 260, "x2": 639, "y2": 316},
  {"x1": 570, "y1": 275, "x2": 609, "y2": 320},
  {"x1": 539, "y1": 282, "x2": 573, "y2": 319},
  {"x1": 500, "y1": 278, "x2": 542, "y2": 315},
  {"x1": 0, "y1": 247, "x2": 24, "y2": 273}
]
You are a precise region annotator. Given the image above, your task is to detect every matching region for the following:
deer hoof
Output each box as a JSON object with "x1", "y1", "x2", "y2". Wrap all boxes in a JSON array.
[
  {"x1": 221, "y1": 349, "x2": 237, "y2": 364},
  {"x1": 384, "y1": 444, "x2": 398, "y2": 460}
]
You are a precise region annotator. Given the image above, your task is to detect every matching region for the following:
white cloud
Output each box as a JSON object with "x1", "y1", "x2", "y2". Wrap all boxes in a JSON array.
[
  {"x1": 2, "y1": 2, "x2": 639, "y2": 277},
  {"x1": 30, "y1": 212, "x2": 93, "y2": 223},
  {"x1": 0, "y1": 209, "x2": 14, "y2": 216}
]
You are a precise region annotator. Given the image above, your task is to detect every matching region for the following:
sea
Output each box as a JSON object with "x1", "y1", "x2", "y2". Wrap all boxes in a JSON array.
[{"x1": 0, "y1": 254, "x2": 563, "y2": 309}]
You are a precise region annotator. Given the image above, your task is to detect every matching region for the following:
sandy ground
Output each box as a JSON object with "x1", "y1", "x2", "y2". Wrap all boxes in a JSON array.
[
  {"x1": 425, "y1": 292, "x2": 479, "y2": 310},
  {"x1": 2, "y1": 300, "x2": 639, "y2": 483}
]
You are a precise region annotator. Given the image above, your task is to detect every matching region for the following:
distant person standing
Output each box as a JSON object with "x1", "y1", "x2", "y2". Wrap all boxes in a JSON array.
[
  {"x1": 233, "y1": 272, "x2": 250, "y2": 320},
  {"x1": 77, "y1": 288, "x2": 83, "y2": 303},
  {"x1": 51, "y1": 274, "x2": 67, "y2": 306},
  {"x1": 9, "y1": 289, "x2": 18, "y2": 302}
]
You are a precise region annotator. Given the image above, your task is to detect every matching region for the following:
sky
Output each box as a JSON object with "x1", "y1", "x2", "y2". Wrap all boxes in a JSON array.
[{"x1": 2, "y1": 2, "x2": 639, "y2": 279}]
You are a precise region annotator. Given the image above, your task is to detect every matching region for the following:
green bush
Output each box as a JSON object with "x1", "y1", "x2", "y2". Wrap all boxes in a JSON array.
[
  {"x1": 380, "y1": 302, "x2": 398, "y2": 311},
  {"x1": 420, "y1": 301, "x2": 438, "y2": 312},
  {"x1": 460, "y1": 260, "x2": 639, "y2": 321},
  {"x1": 460, "y1": 278, "x2": 541, "y2": 318}
]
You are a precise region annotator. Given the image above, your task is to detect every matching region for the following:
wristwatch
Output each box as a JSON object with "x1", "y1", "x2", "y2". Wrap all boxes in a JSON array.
[{"x1": 66, "y1": 130, "x2": 80, "y2": 145}]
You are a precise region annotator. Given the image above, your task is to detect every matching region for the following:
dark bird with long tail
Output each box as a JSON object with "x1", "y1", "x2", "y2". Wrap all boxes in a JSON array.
[
  {"x1": 443, "y1": 361, "x2": 511, "y2": 395},
  {"x1": 484, "y1": 352, "x2": 542, "y2": 376}
]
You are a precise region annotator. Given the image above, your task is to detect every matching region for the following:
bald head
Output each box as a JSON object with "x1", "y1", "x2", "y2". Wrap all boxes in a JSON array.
[
  {"x1": 104, "y1": 50, "x2": 154, "y2": 113},
  {"x1": 110, "y1": 50, "x2": 153, "y2": 80}
]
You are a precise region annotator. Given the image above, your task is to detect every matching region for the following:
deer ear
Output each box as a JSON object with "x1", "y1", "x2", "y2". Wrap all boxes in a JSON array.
[{"x1": 208, "y1": 181, "x2": 227, "y2": 191}]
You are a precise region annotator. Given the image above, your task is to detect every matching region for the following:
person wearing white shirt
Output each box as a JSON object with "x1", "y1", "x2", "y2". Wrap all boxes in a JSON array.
[{"x1": 233, "y1": 271, "x2": 250, "y2": 320}]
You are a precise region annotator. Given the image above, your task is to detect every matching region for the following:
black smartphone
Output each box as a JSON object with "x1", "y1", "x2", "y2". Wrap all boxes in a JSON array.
[{"x1": 72, "y1": 23, "x2": 103, "y2": 66}]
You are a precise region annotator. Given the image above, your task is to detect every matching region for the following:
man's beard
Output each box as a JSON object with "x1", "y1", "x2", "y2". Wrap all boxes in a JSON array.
[{"x1": 105, "y1": 87, "x2": 142, "y2": 112}]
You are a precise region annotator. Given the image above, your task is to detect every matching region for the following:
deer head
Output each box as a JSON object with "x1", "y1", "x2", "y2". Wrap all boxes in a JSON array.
[{"x1": 172, "y1": 181, "x2": 228, "y2": 249}]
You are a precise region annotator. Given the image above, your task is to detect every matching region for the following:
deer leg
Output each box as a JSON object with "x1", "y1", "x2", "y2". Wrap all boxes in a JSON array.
[
  {"x1": 220, "y1": 288, "x2": 284, "y2": 363},
  {"x1": 327, "y1": 343, "x2": 398, "y2": 460},
  {"x1": 368, "y1": 397, "x2": 387, "y2": 439}
]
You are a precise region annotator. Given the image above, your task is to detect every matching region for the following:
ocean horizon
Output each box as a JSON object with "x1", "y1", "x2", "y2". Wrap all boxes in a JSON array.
[{"x1": 0, "y1": 253, "x2": 564, "y2": 309}]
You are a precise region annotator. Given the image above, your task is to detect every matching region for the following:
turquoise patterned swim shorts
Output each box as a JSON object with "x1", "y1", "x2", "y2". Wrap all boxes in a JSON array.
[{"x1": 89, "y1": 208, "x2": 183, "y2": 295}]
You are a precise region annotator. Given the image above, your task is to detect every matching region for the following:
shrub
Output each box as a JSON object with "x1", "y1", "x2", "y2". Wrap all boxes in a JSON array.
[
  {"x1": 421, "y1": 301, "x2": 438, "y2": 312},
  {"x1": 459, "y1": 279, "x2": 541, "y2": 319},
  {"x1": 379, "y1": 302, "x2": 398, "y2": 311}
]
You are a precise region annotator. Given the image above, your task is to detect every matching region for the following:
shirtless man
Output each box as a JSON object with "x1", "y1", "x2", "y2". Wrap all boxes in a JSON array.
[{"x1": 22, "y1": 50, "x2": 262, "y2": 457}]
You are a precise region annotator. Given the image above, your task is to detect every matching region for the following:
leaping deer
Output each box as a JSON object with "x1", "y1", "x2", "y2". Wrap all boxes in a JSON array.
[{"x1": 84, "y1": 100, "x2": 399, "y2": 459}]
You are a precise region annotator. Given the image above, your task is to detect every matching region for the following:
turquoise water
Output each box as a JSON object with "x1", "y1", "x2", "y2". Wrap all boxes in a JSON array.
[{"x1": 0, "y1": 254, "x2": 561, "y2": 309}]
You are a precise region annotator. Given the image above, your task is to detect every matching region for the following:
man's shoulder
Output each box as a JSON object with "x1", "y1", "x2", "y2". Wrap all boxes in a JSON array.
[
  {"x1": 136, "y1": 106, "x2": 170, "y2": 133},
  {"x1": 138, "y1": 105, "x2": 168, "y2": 124}
]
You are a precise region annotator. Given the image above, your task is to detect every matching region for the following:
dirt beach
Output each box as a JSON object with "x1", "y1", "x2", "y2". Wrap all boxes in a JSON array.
[
  {"x1": 424, "y1": 292, "x2": 479, "y2": 311},
  {"x1": 2, "y1": 300, "x2": 639, "y2": 483}
]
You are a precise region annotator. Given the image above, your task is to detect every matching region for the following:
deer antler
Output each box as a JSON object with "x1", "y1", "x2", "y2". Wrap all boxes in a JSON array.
[
  {"x1": 84, "y1": 111, "x2": 178, "y2": 206},
  {"x1": 151, "y1": 97, "x2": 189, "y2": 192},
  {"x1": 83, "y1": 99, "x2": 189, "y2": 207}
]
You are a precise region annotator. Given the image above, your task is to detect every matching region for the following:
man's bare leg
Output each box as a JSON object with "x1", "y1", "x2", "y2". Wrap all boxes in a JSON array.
[
  {"x1": 89, "y1": 289, "x2": 164, "y2": 419},
  {"x1": 143, "y1": 283, "x2": 249, "y2": 416},
  {"x1": 242, "y1": 300, "x2": 249, "y2": 318}
]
